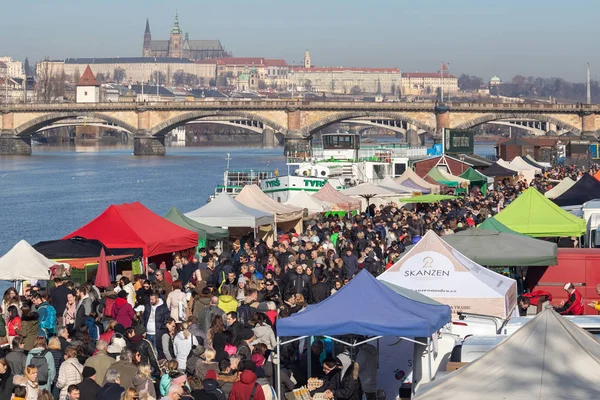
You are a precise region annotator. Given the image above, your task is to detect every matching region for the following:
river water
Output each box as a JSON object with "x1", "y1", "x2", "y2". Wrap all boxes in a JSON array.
[{"x1": 0, "y1": 141, "x2": 496, "y2": 255}]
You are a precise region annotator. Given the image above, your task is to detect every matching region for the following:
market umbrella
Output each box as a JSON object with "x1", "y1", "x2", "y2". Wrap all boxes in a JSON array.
[
  {"x1": 341, "y1": 182, "x2": 400, "y2": 209},
  {"x1": 95, "y1": 248, "x2": 111, "y2": 288}
]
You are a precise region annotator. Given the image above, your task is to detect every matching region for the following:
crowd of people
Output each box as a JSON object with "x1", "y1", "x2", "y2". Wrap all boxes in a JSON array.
[{"x1": 0, "y1": 163, "x2": 596, "y2": 400}]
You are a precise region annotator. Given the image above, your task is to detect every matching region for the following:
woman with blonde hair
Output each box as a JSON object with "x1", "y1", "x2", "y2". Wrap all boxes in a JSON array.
[
  {"x1": 159, "y1": 360, "x2": 179, "y2": 397},
  {"x1": 173, "y1": 321, "x2": 198, "y2": 371},
  {"x1": 25, "y1": 365, "x2": 39, "y2": 400},
  {"x1": 47, "y1": 337, "x2": 63, "y2": 394},
  {"x1": 121, "y1": 388, "x2": 139, "y2": 400},
  {"x1": 133, "y1": 364, "x2": 157, "y2": 399}
]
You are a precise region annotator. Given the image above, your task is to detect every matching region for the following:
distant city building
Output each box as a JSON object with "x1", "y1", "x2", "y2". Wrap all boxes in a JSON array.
[
  {"x1": 290, "y1": 65, "x2": 401, "y2": 94},
  {"x1": 401, "y1": 63, "x2": 458, "y2": 96},
  {"x1": 142, "y1": 14, "x2": 228, "y2": 60},
  {"x1": 490, "y1": 75, "x2": 502, "y2": 86},
  {"x1": 235, "y1": 66, "x2": 259, "y2": 91},
  {"x1": 199, "y1": 57, "x2": 289, "y2": 88},
  {"x1": 76, "y1": 65, "x2": 100, "y2": 103},
  {"x1": 37, "y1": 57, "x2": 215, "y2": 85},
  {"x1": 0, "y1": 61, "x2": 6, "y2": 77},
  {"x1": 304, "y1": 50, "x2": 311, "y2": 69},
  {"x1": 0, "y1": 57, "x2": 25, "y2": 79}
]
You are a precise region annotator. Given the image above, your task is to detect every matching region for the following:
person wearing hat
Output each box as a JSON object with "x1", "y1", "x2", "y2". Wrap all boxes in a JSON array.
[
  {"x1": 191, "y1": 369, "x2": 226, "y2": 400},
  {"x1": 84, "y1": 340, "x2": 116, "y2": 386},
  {"x1": 78, "y1": 366, "x2": 100, "y2": 400},
  {"x1": 228, "y1": 362, "x2": 265, "y2": 400},
  {"x1": 236, "y1": 329, "x2": 255, "y2": 360},
  {"x1": 112, "y1": 290, "x2": 135, "y2": 329},
  {"x1": 554, "y1": 282, "x2": 584, "y2": 315}
]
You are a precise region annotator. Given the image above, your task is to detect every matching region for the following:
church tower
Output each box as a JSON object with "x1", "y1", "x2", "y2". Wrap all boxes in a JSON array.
[
  {"x1": 168, "y1": 12, "x2": 183, "y2": 58},
  {"x1": 143, "y1": 18, "x2": 152, "y2": 57},
  {"x1": 304, "y1": 50, "x2": 311, "y2": 69}
]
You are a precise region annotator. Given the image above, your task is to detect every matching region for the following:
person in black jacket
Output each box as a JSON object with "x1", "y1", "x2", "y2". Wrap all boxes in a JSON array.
[
  {"x1": 97, "y1": 369, "x2": 125, "y2": 400},
  {"x1": 310, "y1": 275, "x2": 330, "y2": 304},
  {"x1": 324, "y1": 354, "x2": 362, "y2": 400},
  {"x1": 77, "y1": 366, "x2": 100, "y2": 400},
  {"x1": 285, "y1": 265, "x2": 311, "y2": 299},
  {"x1": 142, "y1": 292, "x2": 170, "y2": 351},
  {"x1": 126, "y1": 327, "x2": 160, "y2": 376},
  {"x1": 50, "y1": 278, "x2": 70, "y2": 326},
  {"x1": 0, "y1": 359, "x2": 14, "y2": 400}
]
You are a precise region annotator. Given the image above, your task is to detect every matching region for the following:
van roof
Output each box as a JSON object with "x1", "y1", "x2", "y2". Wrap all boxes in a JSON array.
[{"x1": 583, "y1": 199, "x2": 600, "y2": 209}]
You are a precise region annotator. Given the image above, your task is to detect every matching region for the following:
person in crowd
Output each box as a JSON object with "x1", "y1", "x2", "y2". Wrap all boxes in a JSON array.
[
  {"x1": 109, "y1": 349, "x2": 137, "y2": 390},
  {"x1": 21, "y1": 365, "x2": 40, "y2": 400},
  {"x1": 126, "y1": 327, "x2": 160, "y2": 377},
  {"x1": 132, "y1": 364, "x2": 157, "y2": 399},
  {"x1": 355, "y1": 343, "x2": 378, "y2": 400},
  {"x1": 6, "y1": 306, "x2": 21, "y2": 346},
  {"x1": 66, "y1": 385, "x2": 80, "y2": 400},
  {"x1": 117, "y1": 277, "x2": 136, "y2": 307},
  {"x1": 121, "y1": 388, "x2": 139, "y2": 400},
  {"x1": 207, "y1": 315, "x2": 226, "y2": 349},
  {"x1": 159, "y1": 360, "x2": 180, "y2": 397},
  {"x1": 199, "y1": 297, "x2": 224, "y2": 335},
  {"x1": 112, "y1": 291, "x2": 135, "y2": 329},
  {"x1": 77, "y1": 366, "x2": 100, "y2": 399},
  {"x1": 251, "y1": 314, "x2": 276, "y2": 350},
  {"x1": 56, "y1": 347, "x2": 83, "y2": 400},
  {"x1": 143, "y1": 292, "x2": 170, "y2": 351},
  {"x1": 136, "y1": 280, "x2": 153, "y2": 308},
  {"x1": 15, "y1": 305, "x2": 38, "y2": 352},
  {"x1": 554, "y1": 282, "x2": 584, "y2": 315},
  {"x1": 166, "y1": 281, "x2": 187, "y2": 323},
  {"x1": 107, "y1": 334, "x2": 127, "y2": 360},
  {"x1": 25, "y1": 336, "x2": 55, "y2": 392},
  {"x1": 217, "y1": 288, "x2": 237, "y2": 315},
  {"x1": 154, "y1": 270, "x2": 173, "y2": 297},
  {"x1": 192, "y1": 369, "x2": 226, "y2": 400},
  {"x1": 159, "y1": 318, "x2": 177, "y2": 361},
  {"x1": 74, "y1": 287, "x2": 93, "y2": 331},
  {"x1": 6, "y1": 337, "x2": 26, "y2": 376},
  {"x1": 84, "y1": 340, "x2": 115, "y2": 386},
  {"x1": 228, "y1": 363, "x2": 265, "y2": 400},
  {"x1": 99, "y1": 320, "x2": 118, "y2": 345},
  {"x1": 173, "y1": 321, "x2": 199, "y2": 372},
  {"x1": 63, "y1": 291, "x2": 77, "y2": 332},
  {"x1": 323, "y1": 353, "x2": 362, "y2": 400},
  {"x1": 2, "y1": 289, "x2": 20, "y2": 323},
  {"x1": 97, "y1": 369, "x2": 124, "y2": 400},
  {"x1": 31, "y1": 294, "x2": 56, "y2": 339},
  {"x1": 47, "y1": 336, "x2": 63, "y2": 395},
  {"x1": 194, "y1": 348, "x2": 218, "y2": 381},
  {"x1": 50, "y1": 279, "x2": 69, "y2": 326},
  {"x1": 0, "y1": 358, "x2": 14, "y2": 400}
]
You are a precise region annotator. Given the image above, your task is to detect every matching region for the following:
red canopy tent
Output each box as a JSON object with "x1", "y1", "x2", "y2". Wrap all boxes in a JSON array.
[{"x1": 64, "y1": 202, "x2": 198, "y2": 261}]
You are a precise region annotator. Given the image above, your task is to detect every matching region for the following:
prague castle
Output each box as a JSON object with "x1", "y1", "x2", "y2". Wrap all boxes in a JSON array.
[{"x1": 142, "y1": 13, "x2": 229, "y2": 60}]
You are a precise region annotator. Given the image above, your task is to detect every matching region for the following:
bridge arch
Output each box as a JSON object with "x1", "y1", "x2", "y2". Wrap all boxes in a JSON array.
[
  {"x1": 149, "y1": 111, "x2": 287, "y2": 137},
  {"x1": 299, "y1": 111, "x2": 436, "y2": 137},
  {"x1": 453, "y1": 112, "x2": 582, "y2": 135},
  {"x1": 14, "y1": 112, "x2": 137, "y2": 137}
]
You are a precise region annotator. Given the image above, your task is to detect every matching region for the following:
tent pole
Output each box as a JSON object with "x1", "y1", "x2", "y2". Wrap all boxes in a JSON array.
[
  {"x1": 276, "y1": 336, "x2": 282, "y2": 400},
  {"x1": 307, "y1": 336, "x2": 312, "y2": 380},
  {"x1": 427, "y1": 336, "x2": 432, "y2": 381}
]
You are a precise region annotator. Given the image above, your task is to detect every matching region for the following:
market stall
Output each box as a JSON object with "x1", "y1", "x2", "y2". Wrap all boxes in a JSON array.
[
  {"x1": 235, "y1": 185, "x2": 304, "y2": 233},
  {"x1": 493, "y1": 187, "x2": 586, "y2": 237},
  {"x1": 341, "y1": 182, "x2": 403, "y2": 209},
  {"x1": 0, "y1": 240, "x2": 54, "y2": 281},
  {"x1": 426, "y1": 167, "x2": 469, "y2": 192},
  {"x1": 379, "y1": 230, "x2": 518, "y2": 318},
  {"x1": 544, "y1": 177, "x2": 575, "y2": 199},
  {"x1": 459, "y1": 168, "x2": 490, "y2": 194},
  {"x1": 64, "y1": 202, "x2": 198, "y2": 272},
  {"x1": 164, "y1": 207, "x2": 229, "y2": 248},
  {"x1": 313, "y1": 182, "x2": 361, "y2": 216},
  {"x1": 553, "y1": 174, "x2": 600, "y2": 207},
  {"x1": 284, "y1": 190, "x2": 332, "y2": 216},
  {"x1": 396, "y1": 169, "x2": 439, "y2": 194},
  {"x1": 415, "y1": 308, "x2": 600, "y2": 399}
]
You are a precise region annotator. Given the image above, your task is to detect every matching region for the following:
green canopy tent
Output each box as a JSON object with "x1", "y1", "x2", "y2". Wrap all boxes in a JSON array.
[
  {"x1": 493, "y1": 187, "x2": 586, "y2": 237},
  {"x1": 478, "y1": 217, "x2": 521, "y2": 234},
  {"x1": 164, "y1": 207, "x2": 229, "y2": 248},
  {"x1": 427, "y1": 167, "x2": 469, "y2": 194},
  {"x1": 460, "y1": 168, "x2": 489, "y2": 194},
  {"x1": 400, "y1": 194, "x2": 457, "y2": 203}
]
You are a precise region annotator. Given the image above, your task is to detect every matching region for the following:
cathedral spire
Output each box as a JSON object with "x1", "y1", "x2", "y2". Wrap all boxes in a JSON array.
[
  {"x1": 145, "y1": 18, "x2": 150, "y2": 35},
  {"x1": 171, "y1": 12, "x2": 182, "y2": 34}
]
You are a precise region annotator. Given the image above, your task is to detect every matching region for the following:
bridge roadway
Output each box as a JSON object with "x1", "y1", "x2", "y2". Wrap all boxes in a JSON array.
[{"x1": 1, "y1": 100, "x2": 599, "y2": 155}]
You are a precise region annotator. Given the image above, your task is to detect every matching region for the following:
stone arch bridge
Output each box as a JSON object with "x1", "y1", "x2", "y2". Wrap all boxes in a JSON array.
[{"x1": 1, "y1": 101, "x2": 599, "y2": 155}]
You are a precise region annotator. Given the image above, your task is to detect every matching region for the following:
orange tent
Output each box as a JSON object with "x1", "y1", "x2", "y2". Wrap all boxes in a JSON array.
[{"x1": 593, "y1": 171, "x2": 600, "y2": 181}]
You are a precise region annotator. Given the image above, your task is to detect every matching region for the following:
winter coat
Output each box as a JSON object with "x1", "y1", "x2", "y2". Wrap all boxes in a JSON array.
[
  {"x1": 77, "y1": 377, "x2": 100, "y2": 400},
  {"x1": 6, "y1": 316, "x2": 20, "y2": 337},
  {"x1": 193, "y1": 378, "x2": 227, "y2": 400},
  {"x1": 174, "y1": 331, "x2": 199, "y2": 371},
  {"x1": 334, "y1": 360, "x2": 362, "y2": 400},
  {"x1": 0, "y1": 366, "x2": 14, "y2": 400},
  {"x1": 285, "y1": 272, "x2": 311, "y2": 299},
  {"x1": 49, "y1": 349, "x2": 62, "y2": 383},
  {"x1": 15, "y1": 313, "x2": 38, "y2": 351},
  {"x1": 355, "y1": 344, "x2": 378, "y2": 393},
  {"x1": 228, "y1": 370, "x2": 265, "y2": 400},
  {"x1": 25, "y1": 347, "x2": 56, "y2": 390},
  {"x1": 310, "y1": 282, "x2": 330, "y2": 304},
  {"x1": 143, "y1": 301, "x2": 170, "y2": 338},
  {"x1": 128, "y1": 335, "x2": 160, "y2": 376},
  {"x1": 84, "y1": 351, "x2": 116, "y2": 386},
  {"x1": 167, "y1": 289, "x2": 187, "y2": 322},
  {"x1": 56, "y1": 358, "x2": 83, "y2": 399},
  {"x1": 218, "y1": 295, "x2": 238, "y2": 314},
  {"x1": 109, "y1": 360, "x2": 137, "y2": 390},
  {"x1": 194, "y1": 360, "x2": 218, "y2": 381},
  {"x1": 133, "y1": 373, "x2": 157, "y2": 399},
  {"x1": 216, "y1": 373, "x2": 238, "y2": 398},
  {"x1": 111, "y1": 298, "x2": 135, "y2": 328},
  {"x1": 252, "y1": 324, "x2": 276, "y2": 350},
  {"x1": 97, "y1": 382, "x2": 125, "y2": 400},
  {"x1": 5, "y1": 349, "x2": 26, "y2": 376},
  {"x1": 75, "y1": 296, "x2": 93, "y2": 329}
]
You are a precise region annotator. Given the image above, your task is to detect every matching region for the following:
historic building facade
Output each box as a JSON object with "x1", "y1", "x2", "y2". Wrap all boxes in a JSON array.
[
  {"x1": 400, "y1": 64, "x2": 459, "y2": 96},
  {"x1": 142, "y1": 14, "x2": 229, "y2": 60}
]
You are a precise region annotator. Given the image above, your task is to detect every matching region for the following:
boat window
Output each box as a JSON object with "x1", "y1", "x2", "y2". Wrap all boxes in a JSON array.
[{"x1": 323, "y1": 134, "x2": 358, "y2": 150}]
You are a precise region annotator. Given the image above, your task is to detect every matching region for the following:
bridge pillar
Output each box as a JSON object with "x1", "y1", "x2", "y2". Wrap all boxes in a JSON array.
[
  {"x1": 0, "y1": 131, "x2": 32, "y2": 156},
  {"x1": 581, "y1": 113, "x2": 596, "y2": 139},
  {"x1": 283, "y1": 131, "x2": 310, "y2": 155},
  {"x1": 287, "y1": 110, "x2": 301, "y2": 131},
  {"x1": 262, "y1": 128, "x2": 275, "y2": 148},
  {"x1": 435, "y1": 107, "x2": 450, "y2": 133},
  {"x1": 134, "y1": 133, "x2": 166, "y2": 156}
]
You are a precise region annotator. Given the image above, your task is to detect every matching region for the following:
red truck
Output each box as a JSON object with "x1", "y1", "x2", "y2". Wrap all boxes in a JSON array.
[{"x1": 529, "y1": 248, "x2": 600, "y2": 315}]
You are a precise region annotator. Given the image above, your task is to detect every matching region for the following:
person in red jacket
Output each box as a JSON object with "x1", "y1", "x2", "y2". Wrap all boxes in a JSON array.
[
  {"x1": 228, "y1": 368, "x2": 265, "y2": 400},
  {"x1": 555, "y1": 282, "x2": 584, "y2": 315},
  {"x1": 112, "y1": 291, "x2": 135, "y2": 328}
]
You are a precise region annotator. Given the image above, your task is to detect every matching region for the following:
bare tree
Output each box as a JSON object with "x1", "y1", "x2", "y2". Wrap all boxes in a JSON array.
[
  {"x1": 113, "y1": 67, "x2": 126, "y2": 84},
  {"x1": 350, "y1": 85, "x2": 362, "y2": 95},
  {"x1": 36, "y1": 61, "x2": 56, "y2": 103},
  {"x1": 73, "y1": 68, "x2": 81, "y2": 84},
  {"x1": 303, "y1": 79, "x2": 312, "y2": 92},
  {"x1": 96, "y1": 72, "x2": 105, "y2": 83}
]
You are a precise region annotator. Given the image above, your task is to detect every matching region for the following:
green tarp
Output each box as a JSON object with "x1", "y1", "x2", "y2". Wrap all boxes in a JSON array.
[
  {"x1": 400, "y1": 194, "x2": 457, "y2": 203},
  {"x1": 493, "y1": 187, "x2": 586, "y2": 237},
  {"x1": 479, "y1": 217, "x2": 520, "y2": 234},
  {"x1": 445, "y1": 228, "x2": 558, "y2": 266},
  {"x1": 460, "y1": 168, "x2": 489, "y2": 195},
  {"x1": 164, "y1": 207, "x2": 229, "y2": 242}
]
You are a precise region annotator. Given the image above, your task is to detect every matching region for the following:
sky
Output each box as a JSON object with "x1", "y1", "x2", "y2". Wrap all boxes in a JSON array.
[{"x1": 3, "y1": 0, "x2": 600, "y2": 81}]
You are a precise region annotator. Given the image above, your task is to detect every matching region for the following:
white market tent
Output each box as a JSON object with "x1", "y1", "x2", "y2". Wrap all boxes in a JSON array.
[
  {"x1": 396, "y1": 168, "x2": 440, "y2": 194},
  {"x1": 185, "y1": 192, "x2": 274, "y2": 228},
  {"x1": 284, "y1": 190, "x2": 332, "y2": 215},
  {"x1": 525, "y1": 154, "x2": 552, "y2": 169},
  {"x1": 379, "y1": 176, "x2": 419, "y2": 196},
  {"x1": 510, "y1": 156, "x2": 542, "y2": 174},
  {"x1": 497, "y1": 158, "x2": 535, "y2": 182},
  {"x1": 544, "y1": 177, "x2": 576, "y2": 199},
  {"x1": 0, "y1": 240, "x2": 53, "y2": 280},
  {"x1": 415, "y1": 307, "x2": 600, "y2": 400},
  {"x1": 378, "y1": 230, "x2": 517, "y2": 318},
  {"x1": 235, "y1": 185, "x2": 304, "y2": 232}
]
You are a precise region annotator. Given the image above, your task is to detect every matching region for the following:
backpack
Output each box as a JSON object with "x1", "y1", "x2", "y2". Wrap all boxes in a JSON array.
[
  {"x1": 237, "y1": 303, "x2": 251, "y2": 326},
  {"x1": 30, "y1": 350, "x2": 50, "y2": 385},
  {"x1": 39, "y1": 304, "x2": 56, "y2": 336}
]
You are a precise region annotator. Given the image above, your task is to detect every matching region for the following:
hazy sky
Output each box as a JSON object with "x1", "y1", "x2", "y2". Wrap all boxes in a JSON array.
[{"x1": 3, "y1": 0, "x2": 599, "y2": 81}]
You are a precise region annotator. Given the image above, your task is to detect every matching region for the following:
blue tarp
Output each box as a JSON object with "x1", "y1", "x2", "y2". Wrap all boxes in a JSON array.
[{"x1": 277, "y1": 270, "x2": 451, "y2": 337}]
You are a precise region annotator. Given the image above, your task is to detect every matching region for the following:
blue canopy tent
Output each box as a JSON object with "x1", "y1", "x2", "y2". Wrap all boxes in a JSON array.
[{"x1": 276, "y1": 270, "x2": 451, "y2": 398}]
